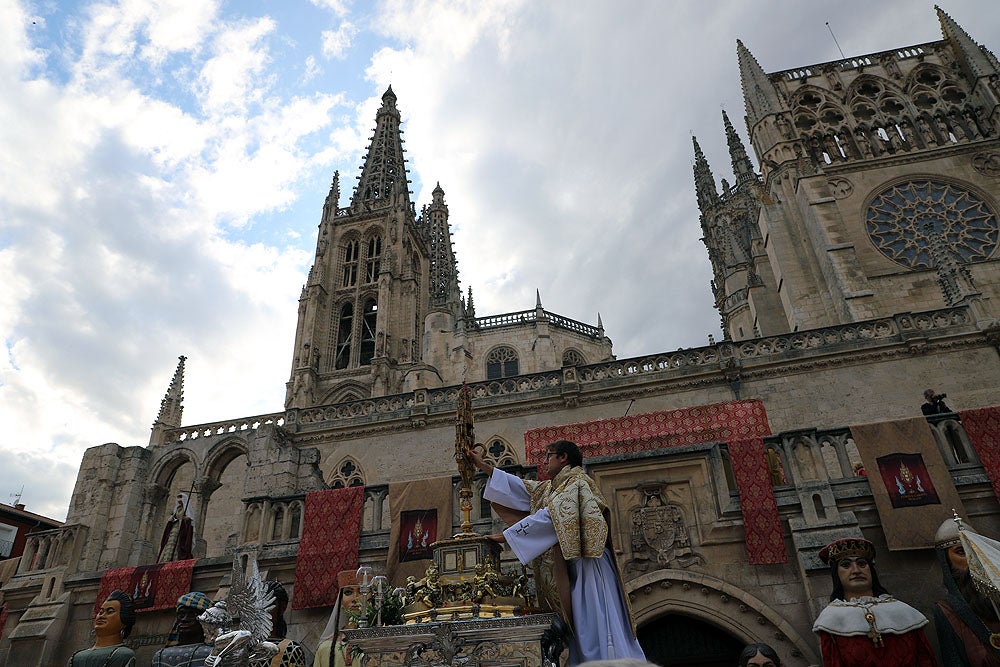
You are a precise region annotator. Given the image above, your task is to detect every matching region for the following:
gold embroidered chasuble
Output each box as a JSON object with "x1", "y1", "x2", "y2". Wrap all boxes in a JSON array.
[{"x1": 519, "y1": 465, "x2": 635, "y2": 634}]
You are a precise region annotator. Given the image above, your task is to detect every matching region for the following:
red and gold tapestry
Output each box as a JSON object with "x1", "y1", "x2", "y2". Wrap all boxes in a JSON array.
[
  {"x1": 852, "y1": 417, "x2": 965, "y2": 550},
  {"x1": 524, "y1": 399, "x2": 771, "y2": 472},
  {"x1": 728, "y1": 437, "x2": 788, "y2": 564},
  {"x1": 94, "y1": 558, "x2": 198, "y2": 615},
  {"x1": 959, "y1": 406, "x2": 1000, "y2": 503},
  {"x1": 291, "y1": 485, "x2": 364, "y2": 610}
]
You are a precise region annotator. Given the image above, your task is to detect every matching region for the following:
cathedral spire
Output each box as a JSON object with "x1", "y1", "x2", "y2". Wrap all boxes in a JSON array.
[
  {"x1": 427, "y1": 182, "x2": 461, "y2": 310},
  {"x1": 351, "y1": 87, "x2": 411, "y2": 210},
  {"x1": 722, "y1": 110, "x2": 757, "y2": 186},
  {"x1": 692, "y1": 136, "x2": 719, "y2": 212},
  {"x1": 150, "y1": 356, "x2": 185, "y2": 445},
  {"x1": 323, "y1": 170, "x2": 340, "y2": 221},
  {"x1": 737, "y1": 39, "x2": 783, "y2": 129},
  {"x1": 936, "y1": 6, "x2": 999, "y2": 81}
]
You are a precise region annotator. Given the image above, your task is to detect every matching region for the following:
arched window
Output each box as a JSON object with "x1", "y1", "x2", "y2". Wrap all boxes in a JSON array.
[
  {"x1": 329, "y1": 457, "x2": 366, "y2": 489},
  {"x1": 562, "y1": 349, "x2": 586, "y2": 366},
  {"x1": 271, "y1": 505, "x2": 285, "y2": 542},
  {"x1": 365, "y1": 236, "x2": 382, "y2": 283},
  {"x1": 486, "y1": 347, "x2": 519, "y2": 380},
  {"x1": 360, "y1": 299, "x2": 378, "y2": 365},
  {"x1": 343, "y1": 240, "x2": 359, "y2": 287},
  {"x1": 334, "y1": 303, "x2": 353, "y2": 370},
  {"x1": 288, "y1": 503, "x2": 302, "y2": 539}
]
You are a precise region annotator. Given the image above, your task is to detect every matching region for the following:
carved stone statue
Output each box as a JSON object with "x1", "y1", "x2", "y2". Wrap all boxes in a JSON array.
[{"x1": 157, "y1": 493, "x2": 194, "y2": 563}]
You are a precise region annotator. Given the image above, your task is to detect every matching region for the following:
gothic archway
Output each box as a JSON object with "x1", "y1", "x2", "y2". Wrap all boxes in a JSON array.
[
  {"x1": 628, "y1": 569, "x2": 820, "y2": 666},
  {"x1": 638, "y1": 614, "x2": 743, "y2": 667}
]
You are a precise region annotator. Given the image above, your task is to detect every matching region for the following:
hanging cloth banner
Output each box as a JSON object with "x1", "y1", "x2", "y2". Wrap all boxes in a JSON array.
[
  {"x1": 291, "y1": 486, "x2": 364, "y2": 610},
  {"x1": 94, "y1": 558, "x2": 198, "y2": 615},
  {"x1": 959, "y1": 406, "x2": 1000, "y2": 503}
]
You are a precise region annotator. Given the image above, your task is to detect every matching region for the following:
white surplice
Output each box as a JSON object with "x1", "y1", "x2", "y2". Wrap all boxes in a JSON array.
[{"x1": 485, "y1": 468, "x2": 647, "y2": 666}]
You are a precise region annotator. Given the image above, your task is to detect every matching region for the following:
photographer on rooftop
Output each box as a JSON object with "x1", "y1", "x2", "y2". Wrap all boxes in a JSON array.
[{"x1": 921, "y1": 388, "x2": 952, "y2": 416}]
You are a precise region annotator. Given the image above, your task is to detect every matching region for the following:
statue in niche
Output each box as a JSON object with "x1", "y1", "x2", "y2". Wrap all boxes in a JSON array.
[
  {"x1": 794, "y1": 442, "x2": 818, "y2": 481},
  {"x1": 963, "y1": 109, "x2": 982, "y2": 139},
  {"x1": 936, "y1": 115, "x2": 954, "y2": 143},
  {"x1": 948, "y1": 111, "x2": 967, "y2": 141},
  {"x1": 158, "y1": 493, "x2": 195, "y2": 563},
  {"x1": 855, "y1": 129, "x2": 874, "y2": 159},
  {"x1": 775, "y1": 113, "x2": 793, "y2": 140},
  {"x1": 918, "y1": 116, "x2": 939, "y2": 146},
  {"x1": 900, "y1": 118, "x2": 920, "y2": 148},
  {"x1": 626, "y1": 486, "x2": 704, "y2": 574}
]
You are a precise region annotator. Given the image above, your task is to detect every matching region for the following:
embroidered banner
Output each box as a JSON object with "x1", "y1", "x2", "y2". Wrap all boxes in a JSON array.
[
  {"x1": 524, "y1": 400, "x2": 785, "y2": 564},
  {"x1": 852, "y1": 417, "x2": 965, "y2": 550},
  {"x1": 728, "y1": 437, "x2": 788, "y2": 564},
  {"x1": 291, "y1": 486, "x2": 364, "y2": 610},
  {"x1": 94, "y1": 558, "x2": 198, "y2": 615},
  {"x1": 386, "y1": 476, "x2": 453, "y2": 586},
  {"x1": 959, "y1": 406, "x2": 1000, "y2": 503},
  {"x1": 524, "y1": 399, "x2": 771, "y2": 470}
]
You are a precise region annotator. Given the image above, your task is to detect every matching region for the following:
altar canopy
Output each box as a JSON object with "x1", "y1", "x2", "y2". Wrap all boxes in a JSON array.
[
  {"x1": 94, "y1": 559, "x2": 197, "y2": 615},
  {"x1": 959, "y1": 406, "x2": 1000, "y2": 503},
  {"x1": 291, "y1": 485, "x2": 364, "y2": 609},
  {"x1": 524, "y1": 400, "x2": 787, "y2": 564}
]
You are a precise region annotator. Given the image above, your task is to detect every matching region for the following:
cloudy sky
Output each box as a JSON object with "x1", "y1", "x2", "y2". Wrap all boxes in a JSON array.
[{"x1": 2, "y1": 0, "x2": 998, "y2": 520}]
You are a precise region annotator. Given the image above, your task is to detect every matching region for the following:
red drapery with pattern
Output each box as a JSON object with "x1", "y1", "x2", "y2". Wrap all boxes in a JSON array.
[
  {"x1": 960, "y1": 406, "x2": 1000, "y2": 502},
  {"x1": 94, "y1": 558, "x2": 198, "y2": 615},
  {"x1": 524, "y1": 399, "x2": 787, "y2": 564},
  {"x1": 291, "y1": 486, "x2": 364, "y2": 610}
]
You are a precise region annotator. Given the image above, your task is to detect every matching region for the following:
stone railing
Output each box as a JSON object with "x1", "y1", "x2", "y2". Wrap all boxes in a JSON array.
[
  {"x1": 280, "y1": 306, "x2": 976, "y2": 431},
  {"x1": 470, "y1": 309, "x2": 602, "y2": 339},
  {"x1": 758, "y1": 412, "x2": 977, "y2": 487},
  {"x1": 775, "y1": 41, "x2": 936, "y2": 81},
  {"x1": 17, "y1": 524, "x2": 88, "y2": 575},
  {"x1": 161, "y1": 413, "x2": 286, "y2": 444}
]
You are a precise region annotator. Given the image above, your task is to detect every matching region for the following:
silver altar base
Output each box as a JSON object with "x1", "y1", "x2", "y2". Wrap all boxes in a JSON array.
[{"x1": 342, "y1": 613, "x2": 565, "y2": 666}]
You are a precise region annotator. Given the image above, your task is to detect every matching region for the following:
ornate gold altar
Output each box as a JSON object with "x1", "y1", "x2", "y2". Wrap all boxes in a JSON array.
[{"x1": 399, "y1": 385, "x2": 532, "y2": 624}]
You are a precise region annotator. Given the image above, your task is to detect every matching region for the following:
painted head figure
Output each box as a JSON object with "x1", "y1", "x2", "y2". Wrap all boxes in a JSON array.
[
  {"x1": 94, "y1": 590, "x2": 136, "y2": 646},
  {"x1": 170, "y1": 591, "x2": 213, "y2": 646},
  {"x1": 819, "y1": 537, "x2": 887, "y2": 602},
  {"x1": 738, "y1": 643, "x2": 782, "y2": 667},
  {"x1": 935, "y1": 516, "x2": 997, "y2": 621}
]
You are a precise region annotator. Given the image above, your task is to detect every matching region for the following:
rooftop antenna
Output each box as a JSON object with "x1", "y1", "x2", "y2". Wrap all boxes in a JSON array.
[
  {"x1": 10, "y1": 485, "x2": 23, "y2": 506},
  {"x1": 826, "y1": 21, "x2": 846, "y2": 59}
]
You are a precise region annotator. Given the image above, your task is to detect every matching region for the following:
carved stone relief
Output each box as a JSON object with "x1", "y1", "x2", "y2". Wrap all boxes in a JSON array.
[
  {"x1": 973, "y1": 151, "x2": 1000, "y2": 177},
  {"x1": 626, "y1": 485, "x2": 704, "y2": 574},
  {"x1": 828, "y1": 177, "x2": 854, "y2": 199}
]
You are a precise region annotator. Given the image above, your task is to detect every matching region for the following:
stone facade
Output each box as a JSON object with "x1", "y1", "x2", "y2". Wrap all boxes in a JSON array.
[{"x1": 4, "y1": 8, "x2": 1000, "y2": 666}]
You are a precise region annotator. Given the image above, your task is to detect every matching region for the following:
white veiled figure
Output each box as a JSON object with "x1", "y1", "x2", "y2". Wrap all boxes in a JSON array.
[{"x1": 958, "y1": 515, "x2": 1000, "y2": 616}]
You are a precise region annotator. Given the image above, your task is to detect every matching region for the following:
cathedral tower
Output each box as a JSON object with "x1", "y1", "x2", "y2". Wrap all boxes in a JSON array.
[
  {"x1": 286, "y1": 87, "x2": 445, "y2": 407},
  {"x1": 702, "y1": 8, "x2": 1000, "y2": 340}
]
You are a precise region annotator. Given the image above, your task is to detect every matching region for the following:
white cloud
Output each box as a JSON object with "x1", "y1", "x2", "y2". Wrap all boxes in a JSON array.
[
  {"x1": 195, "y1": 17, "x2": 276, "y2": 116},
  {"x1": 310, "y1": 0, "x2": 351, "y2": 19},
  {"x1": 321, "y1": 21, "x2": 358, "y2": 60}
]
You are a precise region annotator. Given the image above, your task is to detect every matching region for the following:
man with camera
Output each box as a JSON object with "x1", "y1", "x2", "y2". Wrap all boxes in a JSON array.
[{"x1": 922, "y1": 388, "x2": 952, "y2": 416}]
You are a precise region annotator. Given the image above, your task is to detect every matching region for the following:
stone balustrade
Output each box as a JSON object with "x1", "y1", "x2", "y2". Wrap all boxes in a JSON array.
[
  {"x1": 17, "y1": 524, "x2": 88, "y2": 575},
  {"x1": 775, "y1": 42, "x2": 934, "y2": 81},
  {"x1": 160, "y1": 413, "x2": 285, "y2": 445}
]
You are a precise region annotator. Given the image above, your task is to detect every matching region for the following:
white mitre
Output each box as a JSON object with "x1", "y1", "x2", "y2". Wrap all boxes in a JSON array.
[{"x1": 813, "y1": 595, "x2": 929, "y2": 636}]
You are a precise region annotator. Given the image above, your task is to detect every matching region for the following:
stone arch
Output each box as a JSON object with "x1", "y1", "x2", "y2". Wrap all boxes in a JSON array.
[
  {"x1": 485, "y1": 345, "x2": 519, "y2": 380},
  {"x1": 627, "y1": 569, "x2": 819, "y2": 666},
  {"x1": 200, "y1": 439, "x2": 250, "y2": 557},
  {"x1": 146, "y1": 449, "x2": 199, "y2": 547},
  {"x1": 321, "y1": 381, "x2": 369, "y2": 406},
  {"x1": 327, "y1": 455, "x2": 366, "y2": 489}
]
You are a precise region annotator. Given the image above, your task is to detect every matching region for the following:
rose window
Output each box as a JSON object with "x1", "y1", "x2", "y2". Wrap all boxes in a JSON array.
[{"x1": 865, "y1": 180, "x2": 999, "y2": 269}]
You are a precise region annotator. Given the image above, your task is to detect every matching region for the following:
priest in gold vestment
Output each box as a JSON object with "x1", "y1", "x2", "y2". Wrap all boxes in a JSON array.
[{"x1": 468, "y1": 439, "x2": 645, "y2": 666}]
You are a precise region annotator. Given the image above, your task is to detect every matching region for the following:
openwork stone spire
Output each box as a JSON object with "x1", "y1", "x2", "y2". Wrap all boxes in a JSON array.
[
  {"x1": 936, "y1": 6, "x2": 998, "y2": 81},
  {"x1": 692, "y1": 136, "x2": 719, "y2": 212},
  {"x1": 351, "y1": 87, "x2": 411, "y2": 210},
  {"x1": 737, "y1": 39, "x2": 782, "y2": 129},
  {"x1": 722, "y1": 110, "x2": 757, "y2": 186},
  {"x1": 427, "y1": 182, "x2": 461, "y2": 309},
  {"x1": 154, "y1": 356, "x2": 185, "y2": 429}
]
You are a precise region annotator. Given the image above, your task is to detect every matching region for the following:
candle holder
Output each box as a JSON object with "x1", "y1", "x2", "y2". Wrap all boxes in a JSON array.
[
  {"x1": 372, "y1": 575, "x2": 387, "y2": 627},
  {"x1": 356, "y1": 565, "x2": 372, "y2": 629}
]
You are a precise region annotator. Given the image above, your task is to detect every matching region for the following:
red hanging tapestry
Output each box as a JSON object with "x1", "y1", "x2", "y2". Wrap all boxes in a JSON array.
[
  {"x1": 728, "y1": 437, "x2": 788, "y2": 564},
  {"x1": 93, "y1": 558, "x2": 198, "y2": 615},
  {"x1": 291, "y1": 486, "x2": 364, "y2": 610},
  {"x1": 960, "y1": 406, "x2": 1000, "y2": 502},
  {"x1": 524, "y1": 399, "x2": 771, "y2": 468}
]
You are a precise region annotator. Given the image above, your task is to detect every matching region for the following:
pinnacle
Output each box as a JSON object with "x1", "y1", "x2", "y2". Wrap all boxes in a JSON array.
[{"x1": 383, "y1": 85, "x2": 396, "y2": 100}]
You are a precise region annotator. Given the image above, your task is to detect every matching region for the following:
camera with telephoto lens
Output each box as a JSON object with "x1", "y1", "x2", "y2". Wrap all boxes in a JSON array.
[{"x1": 933, "y1": 393, "x2": 947, "y2": 401}]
